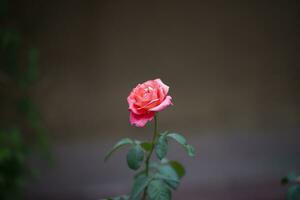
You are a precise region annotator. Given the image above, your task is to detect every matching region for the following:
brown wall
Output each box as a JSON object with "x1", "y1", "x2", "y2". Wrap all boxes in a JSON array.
[
  {"x1": 13, "y1": 1, "x2": 300, "y2": 200},
  {"x1": 20, "y1": 1, "x2": 299, "y2": 140}
]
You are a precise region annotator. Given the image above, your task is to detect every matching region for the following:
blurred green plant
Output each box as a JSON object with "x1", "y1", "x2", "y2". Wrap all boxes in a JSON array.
[
  {"x1": 0, "y1": 0, "x2": 49, "y2": 199},
  {"x1": 282, "y1": 172, "x2": 300, "y2": 200}
]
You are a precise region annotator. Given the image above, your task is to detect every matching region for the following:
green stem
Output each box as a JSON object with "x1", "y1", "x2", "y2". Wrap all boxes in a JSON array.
[{"x1": 142, "y1": 114, "x2": 158, "y2": 200}]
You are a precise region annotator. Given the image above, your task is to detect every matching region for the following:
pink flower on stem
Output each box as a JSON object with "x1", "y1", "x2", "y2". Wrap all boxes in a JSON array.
[{"x1": 127, "y1": 79, "x2": 173, "y2": 127}]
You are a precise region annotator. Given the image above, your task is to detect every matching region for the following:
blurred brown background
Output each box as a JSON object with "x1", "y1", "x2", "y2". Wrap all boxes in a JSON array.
[{"x1": 10, "y1": 0, "x2": 300, "y2": 199}]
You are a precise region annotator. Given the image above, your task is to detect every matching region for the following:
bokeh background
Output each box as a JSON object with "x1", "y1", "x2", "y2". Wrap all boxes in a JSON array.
[{"x1": 2, "y1": 1, "x2": 300, "y2": 199}]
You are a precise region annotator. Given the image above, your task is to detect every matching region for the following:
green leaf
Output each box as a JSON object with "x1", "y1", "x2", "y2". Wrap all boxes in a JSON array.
[
  {"x1": 105, "y1": 138, "x2": 134, "y2": 161},
  {"x1": 127, "y1": 145, "x2": 144, "y2": 170},
  {"x1": 140, "y1": 142, "x2": 153, "y2": 152},
  {"x1": 186, "y1": 144, "x2": 195, "y2": 157},
  {"x1": 287, "y1": 185, "x2": 300, "y2": 200},
  {"x1": 166, "y1": 133, "x2": 195, "y2": 157},
  {"x1": 130, "y1": 174, "x2": 151, "y2": 200},
  {"x1": 149, "y1": 160, "x2": 183, "y2": 190},
  {"x1": 101, "y1": 195, "x2": 129, "y2": 200},
  {"x1": 168, "y1": 160, "x2": 185, "y2": 179},
  {"x1": 154, "y1": 173, "x2": 180, "y2": 190},
  {"x1": 147, "y1": 180, "x2": 171, "y2": 200},
  {"x1": 118, "y1": 196, "x2": 129, "y2": 200},
  {"x1": 155, "y1": 135, "x2": 168, "y2": 160},
  {"x1": 167, "y1": 133, "x2": 187, "y2": 146},
  {"x1": 134, "y1": 170, "x2": 146, "y2": 179},
  {"x1": 158, "y1": 164, "x2": 180, "y2": 190}
]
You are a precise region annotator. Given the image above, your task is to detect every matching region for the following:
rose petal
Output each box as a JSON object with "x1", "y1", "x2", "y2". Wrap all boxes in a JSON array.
[
  {"x1": 127, "y1": 95, "x2": 139, "y2": 114},
  {"x1": 129, "y1": 111, "x2": 155, "y2": 127},
  {"x1": 154, "y1": 78, "x2": 169, "y2": 95},
  {"x1": 148, "y1": 95, "x2": 173, "y2": 112},
  {"x1": 127, "y1": 93, "x2": 147, "y2": 115},
  {"x1": 157, "y1": 87, "x2": 166, "y2": 101}
]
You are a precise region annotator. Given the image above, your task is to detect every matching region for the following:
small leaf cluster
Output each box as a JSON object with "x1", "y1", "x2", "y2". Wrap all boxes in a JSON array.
[
  {"x1": 104, "y1": 132, "x2": 195, "y2": 200},
  {"x1": 155, "y1": 132, "x2": 195, "y2": 159},
  {"x1": 104, "y1": 138, "x2": 146, "y2": 171},
  {"x1": 282, "y1": 172, "x2": 300, "y2": 200}
]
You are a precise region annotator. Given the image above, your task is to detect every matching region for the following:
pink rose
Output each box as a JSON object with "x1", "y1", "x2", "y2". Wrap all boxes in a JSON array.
[{"x1": 127, "y1": 79, "x2": 173, "y2": 127}]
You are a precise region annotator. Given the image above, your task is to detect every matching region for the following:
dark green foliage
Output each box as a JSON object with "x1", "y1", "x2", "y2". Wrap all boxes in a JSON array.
[
  {"x1": 105, "y1": 131, "x2": 195, "y2": 199},
  {"x1": 168, "y1": 161, "x2": 185, "y2": 179},
  {"x1": 154, "y1": 173, "x2": 179, "y2": 190},
  {"x1": 0, "y1": 2, "x2": 49, "y2": 199},
  {"x1": 282, "y1": 173, "x2": 300, "y2": 185},
  {"x1": 287, "y1": 185, "x2": 300, "y2": 200},
  {"x1": 127, "y1": 145, "x2": 144, "y2": 170},
  {"x1": 155, "y1": 132, "x2": 195, "y2": 160},
  {"x1": 147, "y1": 180, "x2": 171, "y2": 200},
  {"x1": 140, "y1": 142, "x2": 153, "y2": 152},
  {"x1": 185, "y1": 144, "x2": 195, "y2": 157},
  {"x1": 151, "y1": 159, "x2": 183, "y2": 190},
  {"x1": 155, "y1": 134, "x2": 168, "y2": 160},
  {"x1": 282, "y1": 177, "x2": 290, "y2": 185},
  {"x1": 101, "y1": 195, "x2": 129, "y2": 200},
  {"x1": 0, "y1": 129, "x2": 29, "y2": 200},
  {"x1": 282, "y1": 173, "x2": 300, "y2": 200},
  {"x1": 166, "y1": 133, "x2": 186, "y2": 145},
  {"x1": 167, "y1": 133, "x2": 195, "y2": 157},
  {"x1": 129, "y1": 173, "x2": 151, "y2": 200},
  {"x1": 105, "y1": 138, "x2": 134, "y2": 161}
]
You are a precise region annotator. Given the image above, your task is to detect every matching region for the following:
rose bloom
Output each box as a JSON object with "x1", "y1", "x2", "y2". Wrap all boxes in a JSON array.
[{"x1": 127, "y1": 79, "x2": 173, "y2": 127}]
